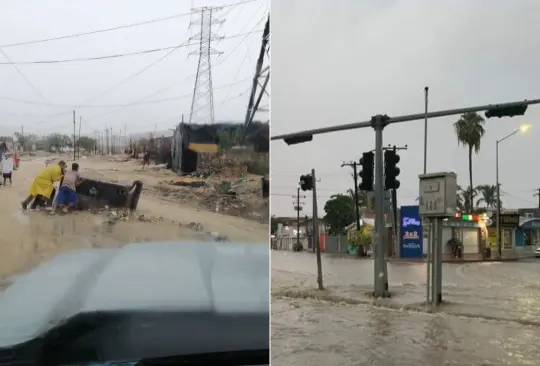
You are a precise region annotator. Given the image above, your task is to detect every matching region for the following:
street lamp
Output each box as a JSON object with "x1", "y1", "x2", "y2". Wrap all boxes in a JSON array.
[{"x1": 495, "y1": 124, "x2": 532, "y2": 257}]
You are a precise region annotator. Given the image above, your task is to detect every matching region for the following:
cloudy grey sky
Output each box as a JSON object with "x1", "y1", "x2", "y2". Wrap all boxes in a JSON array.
[
  {"x1": 271, "y1": 0, "x2": 540, "y2": 217},
  {"x1": 0, "y1": 0, "x2": 268, "y2": 138}
]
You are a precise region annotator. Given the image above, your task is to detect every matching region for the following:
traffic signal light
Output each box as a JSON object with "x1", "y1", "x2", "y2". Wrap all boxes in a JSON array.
[
  {"x1": 359, "y1": 152, "x2": 374, "y2": 191},
  {"x1": 485, "y1": 103, "x2": 528, "y2": 119},
  {"x1": 299, "y1": 174, "x2": 313, "y2": 191},
  {"x1": 284, "y1": 134, "x2": 313, "y2": 145},
  {"x1": 384, "y1": 149, "x2": 400, "y2": 190}
]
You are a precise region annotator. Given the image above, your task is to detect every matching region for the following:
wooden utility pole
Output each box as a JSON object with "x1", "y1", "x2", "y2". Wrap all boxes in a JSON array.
[
  {"x1": 342, "y1": 161, "x2": 361, "y2": 230},
  {"x1": 72, "y1": 111, "x2": 76, "y2": 161},
  {"x1": 293, "y1": 188, "x2": 305, "y2": 244},
  {"x1": 77, "y1": 116, "x2": 82, "y2": 159}
]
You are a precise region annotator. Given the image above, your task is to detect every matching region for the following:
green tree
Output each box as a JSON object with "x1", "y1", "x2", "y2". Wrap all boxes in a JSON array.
[
  {"x1": 46, "y1": 133, "x2": 72, "y2": 151},
  {"x1": 323, "y1": 194, "x2": 356, "y2": 235},
  {"x1": 14, "y1": 132, "x2": 37, "y2": 150},
  {"x1": 454, "y1": 112, "x2": 486, "y2": 211},
  {"x1": 217, "y1": 130, "x2": 236, "y2": 151},
  {"x1": 78, "y1": 136, "x2": 97, "y2": 152},
  {"x1": 346, "y1": 186, "x2": 369, "y2": 209},
  {"x1": 475, "y1": 184, "x2": 502, "y2": 209}
]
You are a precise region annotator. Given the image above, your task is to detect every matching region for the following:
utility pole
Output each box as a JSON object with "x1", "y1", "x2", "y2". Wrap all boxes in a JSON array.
[
  {"x1": 312, "y1": 168, "x2": 324, "y2": 290},
  {"x1": 78, "y1": 116, "x2": 82, "y2": 159},
  {"x1": 423, "y1": 87, "x2": 429, "y2": 174},
  {"x1": 106, "y1": 128, "x2": 109, "y2": 155},
  {"x1": 242, "y1": 15, "x2": 270, "y2": 144},
  {"x1": 305, "y1": 215, "x2": 309, "y2": 244},
  {"x1": 20, "y1": 125, "x2": 24, "y2": 151},
  {"x1": 188, "y1": 6, "x2": 224, "y2": 124},
  {"x1": 293, "y1": 188, "x2": 305, "y2": 245},
  {"x1": 534, "y1": 188, "x2": 540, "y2": 209},
  {"x1": 341, "y1": 161, "x2": 361, "y2": 230},
  {"x1": 72, "y1": 111, "x2": 76, "y2": 161}
]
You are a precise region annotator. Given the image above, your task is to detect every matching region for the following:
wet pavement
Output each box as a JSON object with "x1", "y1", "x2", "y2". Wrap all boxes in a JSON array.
[
  {"x1": 272, "y1": 251, "x2": 540, "y2": 365},
  {"x1": 0, "y1": 156, "x2": 268, "y2": 286}
]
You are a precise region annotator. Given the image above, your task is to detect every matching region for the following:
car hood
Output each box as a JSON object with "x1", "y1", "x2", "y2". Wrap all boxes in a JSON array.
[{"x1": 0, "y1": 241, "x2": 269, "y2": 349}]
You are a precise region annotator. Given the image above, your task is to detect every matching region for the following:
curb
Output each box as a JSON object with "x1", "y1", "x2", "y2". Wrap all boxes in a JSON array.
[{"x1": 388, "y1": 258, "x2": 520, "y2": 264}]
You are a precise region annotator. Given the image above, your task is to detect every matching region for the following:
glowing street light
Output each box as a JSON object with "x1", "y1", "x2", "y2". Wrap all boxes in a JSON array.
[
  {"x1": 495, "y1": 124, "x2": 531, "y2": 258},
  {"x1": 519, "y1": 124, "x2": 532, "y2": 133}
]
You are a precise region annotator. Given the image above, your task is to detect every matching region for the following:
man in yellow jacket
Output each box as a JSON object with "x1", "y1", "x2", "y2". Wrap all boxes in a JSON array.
[{"x1": 21, "y1": 160, "x2": 66, "y2": 210}]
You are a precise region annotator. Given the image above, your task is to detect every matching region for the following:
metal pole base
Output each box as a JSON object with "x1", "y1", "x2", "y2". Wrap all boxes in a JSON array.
[{"x1": 372, "y1": 291, "x2": 391, "y2": 299}]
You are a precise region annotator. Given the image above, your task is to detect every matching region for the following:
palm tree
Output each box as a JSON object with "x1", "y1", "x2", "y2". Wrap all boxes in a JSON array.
[
  {"x1": 454, "y1": 112, "x2": 486, "y2": 211},
  {"x1": 346, "y1": 188, "x2": 369, "y2": 209},
  {"x1": 476, "y1": 184, "x2": 499, "y2": 208},
  {"x1": 456, "y1": 185, "x2": 478, "y2": 211},
  {"x1": 457, "y1": 185, "x2": 465, "y2": 211}
]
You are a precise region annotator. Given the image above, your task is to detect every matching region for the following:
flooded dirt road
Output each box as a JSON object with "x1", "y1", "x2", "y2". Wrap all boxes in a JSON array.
[
  {"x1": 0, "y1": 156, "x2": 267, "y2": 285},
  {"x1": 272, "y1": 251, "x2": 540, "y2": 365}
]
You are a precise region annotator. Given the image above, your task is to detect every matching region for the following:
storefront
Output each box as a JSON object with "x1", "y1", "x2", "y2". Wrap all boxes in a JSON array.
[
  {"x1": 422, "y1": 213, "x2": 488, "y2": 256},
  {"x1": 442, "y1": 220, "x2": 482, "y2": 255},
  {"x1": 519, "y1": 218, "x2": 540, "y2": 247},
  {"x1": 487, "y1": 213, "x2": 519, "y2": 250}
]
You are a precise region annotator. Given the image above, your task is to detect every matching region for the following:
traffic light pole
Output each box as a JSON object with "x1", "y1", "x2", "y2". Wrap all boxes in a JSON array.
[
  {"x1": 274, "y1": 99, "x2": 540, "y2": 142},
  {"x1": 312, "y1": 168, "x2": 324, "y2": 290},
  {"x1": 274, "y1": 97, "x2": 540, "y2": 299},
  {"x1": 373, "y1": 116, "x2": 390, "y2": 297}
]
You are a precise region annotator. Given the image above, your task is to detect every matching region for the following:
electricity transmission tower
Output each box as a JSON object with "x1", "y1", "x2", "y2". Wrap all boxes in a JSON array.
[
  {"x1": 241, "y1": 14, "x2": 270, "y2": 143},
  {"x1": 188, "y1": 7, "x2": 224, "y2": 124}
]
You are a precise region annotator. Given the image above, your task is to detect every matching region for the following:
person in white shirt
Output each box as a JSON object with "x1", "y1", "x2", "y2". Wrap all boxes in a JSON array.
[{"x1": 1, "y1": 153, "x2": 13, "y2": 187}]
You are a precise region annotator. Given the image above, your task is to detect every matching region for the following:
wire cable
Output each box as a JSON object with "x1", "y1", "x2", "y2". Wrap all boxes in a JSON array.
[
  {"x1": 0, "y1": 48, "x2": 50, "y2": 103},
  {"x1": 0, "y1": 77, "x2": 251, "y2": 109},
  {"x1": 0, "y1": 30, "x2": 262, "y2": 65},
  {"x1": 0, "y1": 0, "x2": 261, "y2": 48}
]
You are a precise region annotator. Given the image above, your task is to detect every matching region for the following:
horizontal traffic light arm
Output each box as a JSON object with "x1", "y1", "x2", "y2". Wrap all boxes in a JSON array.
[{"x1": 271, "y1": 98, "x2": 540, "y2": 141}]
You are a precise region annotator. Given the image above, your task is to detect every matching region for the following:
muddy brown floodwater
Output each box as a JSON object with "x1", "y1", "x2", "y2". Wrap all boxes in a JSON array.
[{"x1": 0, "y1": 156, "x2": 267, "y2": 286}]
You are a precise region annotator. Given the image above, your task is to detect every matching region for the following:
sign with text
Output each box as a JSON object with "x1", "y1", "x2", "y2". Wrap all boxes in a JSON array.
[
  {"x1": 400, "y1": 205, "x2": 423, "y2": 258},
  {"x1": 418, "y1": 172, "x2": 457, "y2": 217},
  {"x1": 498, "y1": 213, "x2": 520, "y2": 227}
]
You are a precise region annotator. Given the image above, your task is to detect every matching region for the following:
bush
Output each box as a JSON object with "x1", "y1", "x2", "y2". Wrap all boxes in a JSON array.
[
  {"x1": 246, "y1": 158, "x2": 269, "y2": 176},
  {"x1": 349, "y1": 229, "x2": 372, "y2": 257}
]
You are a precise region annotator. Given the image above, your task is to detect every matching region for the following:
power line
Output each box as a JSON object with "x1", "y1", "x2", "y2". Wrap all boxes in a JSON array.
[
  {"x1": 11, "y1": 11, "x2": 267, "y2": 134},
  {"x1": 20, "y1": 26, "x2": 263, "y2": 129},
  {"x1": 26, "y1": 77, "x2": 253, "y2": 133},
  {"x1": 0, "y1": 48, "x2": 50, "y2": 103},
  {"x1": 0, "y1": 0, "x2": 261, "y2": 49},
  {"x1": 216, "y1": 3, "x2": 268, "y2": 67},
  {"x1": 0, "y1": 77, "x2": 251, "y2": 109},
  {"x1": 0, "y1": 30, "x2": 263, "y2": 65},
  {"x1": 80, "y1": 25, "x2": 266, "y2": 128}
]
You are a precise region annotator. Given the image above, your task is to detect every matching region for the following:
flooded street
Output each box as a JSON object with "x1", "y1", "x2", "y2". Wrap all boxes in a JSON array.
[
  {"x1": 0, "y1": 156, "x2": 267, "y2": 286},
  {"x1": 272, "y1": 251, "x2": 540, "y2": 365}
]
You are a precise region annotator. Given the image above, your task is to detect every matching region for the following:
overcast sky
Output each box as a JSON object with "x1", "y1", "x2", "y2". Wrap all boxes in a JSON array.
[
  {"x1": 0, "y1": 0, "x2": 268, "y2": 138},
  {"x1": 271, "y1": 0, "x2": 540, "y2": 217}
]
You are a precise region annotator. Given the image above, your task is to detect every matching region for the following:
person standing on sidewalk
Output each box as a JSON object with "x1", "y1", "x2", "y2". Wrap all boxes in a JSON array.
[{"x1": 0, "y1": 153, "x2": 13, "y2": 187}]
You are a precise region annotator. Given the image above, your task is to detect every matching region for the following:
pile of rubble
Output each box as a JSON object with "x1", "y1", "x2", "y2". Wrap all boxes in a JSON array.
[{"x1": 91, "y1": 206, "x2": 230, "y2": 242}]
